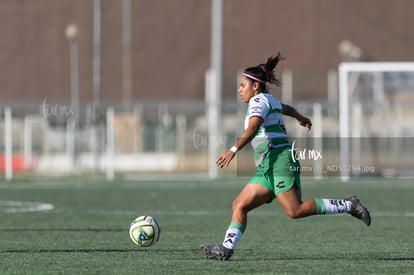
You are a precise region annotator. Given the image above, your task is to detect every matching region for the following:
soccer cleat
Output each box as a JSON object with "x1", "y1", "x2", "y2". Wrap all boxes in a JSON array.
[
  {"x1": 345, "y1": 195, "x2": 371, "y2": 226},
  {"x1": 200, "y1": 244, "x2": 233, "y2": 261}
]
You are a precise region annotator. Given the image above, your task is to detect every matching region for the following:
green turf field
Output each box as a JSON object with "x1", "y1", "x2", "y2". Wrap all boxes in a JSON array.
[{"x1": 0, "y1": 176, "x2": 413, "y2": 274}]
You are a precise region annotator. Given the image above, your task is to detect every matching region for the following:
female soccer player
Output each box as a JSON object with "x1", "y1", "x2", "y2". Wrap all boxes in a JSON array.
[{"x1": 200, "y1": 53, "x2": 371, "y2": 261}]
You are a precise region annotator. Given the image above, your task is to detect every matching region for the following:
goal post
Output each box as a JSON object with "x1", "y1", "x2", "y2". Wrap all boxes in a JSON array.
[{"x1": 339, "y1": 62, "x2": 414, "y2": 181}]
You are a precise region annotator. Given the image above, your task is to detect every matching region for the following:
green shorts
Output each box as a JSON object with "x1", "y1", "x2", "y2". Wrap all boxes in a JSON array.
[{"x1": 248, "y1": 145, "x2": 301, "y2": 201}]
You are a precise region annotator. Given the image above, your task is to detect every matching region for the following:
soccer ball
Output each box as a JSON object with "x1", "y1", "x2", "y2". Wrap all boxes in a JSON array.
[{"x1": 129, "y1": 215, "x2": 161, "y2": 247}]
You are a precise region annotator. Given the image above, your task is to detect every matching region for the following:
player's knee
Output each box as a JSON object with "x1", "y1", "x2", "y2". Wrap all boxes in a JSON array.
[
  {"x1": 284, "y1": 208, "x2": 301, "y2": 219},
  {"x1": 232, "y1": 198, "x2": 248, "y2": 213}
]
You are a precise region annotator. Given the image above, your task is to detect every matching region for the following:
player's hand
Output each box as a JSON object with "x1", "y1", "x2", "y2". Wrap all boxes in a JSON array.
[
  {"x1": 216, "y1": 151, "x2": 235, "y2": 168},
  {"x1": 298, "y1": 116, "x2": 312, "y2": 131}
]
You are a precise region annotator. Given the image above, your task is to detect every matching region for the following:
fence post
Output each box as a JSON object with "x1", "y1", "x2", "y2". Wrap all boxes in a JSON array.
[
  {"x1": 5, "y1": 107, "x2": 13, "y2": 181},
  {"x1": 176, "y1": 114, "x2": 186, "y2": 156},
  {"x1": 282, "y1": 70, "x2": 293, "y2": 104},
  {"x1": 24, "y1": 116, "x2": 32, "y2": 171},
  {"x1": 106, "y1": 108, "x2": 115, "y2": 181},
  {"x1": 312, "y1": 103, "x2": 323, "y2": 180},
  {"x1": 66, "y1": 117, "x2": 76, "y2": 171}
]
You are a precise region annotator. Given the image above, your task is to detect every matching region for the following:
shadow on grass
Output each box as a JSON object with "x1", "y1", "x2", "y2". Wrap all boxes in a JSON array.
[
  {"x1": 0, "y1": 228, "x2": 125, "y2": 232},
  {"x1": 230, "y1": 256, "x2": 414, "y2": 262},
  {"x1": 2, "y1": 248, "x2": 412, "y2": 262},
  {"x1": 381, "y1": 257, "x2": 414, "y2": 261},
  {"x1": 1, "y1": 248, "x2": 199, "y2": 254}
]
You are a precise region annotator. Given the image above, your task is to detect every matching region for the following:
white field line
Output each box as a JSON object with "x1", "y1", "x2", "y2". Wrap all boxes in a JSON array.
[
  {"x1": 1, "y1": 200, "x2": 412, "y2": 218},
  {"x1": 68, "y1": 209, "x2": 414, "y2": 218},
  {"x1": 0, "y1": 200, "x2": 54, "y2": 213}
]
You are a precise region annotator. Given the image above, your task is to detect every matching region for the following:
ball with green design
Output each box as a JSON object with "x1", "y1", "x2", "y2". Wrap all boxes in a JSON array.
[{"x1": 129, "y1": 215, "x2": 161, "y2": 247}]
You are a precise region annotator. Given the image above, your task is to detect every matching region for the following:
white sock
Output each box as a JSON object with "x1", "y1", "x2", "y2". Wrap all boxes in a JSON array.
[
  {"x1": 222, "y1": 227, "x2": 243, "y2": 250},
  {"x1": 321, "y1": 199, "x2": 352, "y2": 214}
]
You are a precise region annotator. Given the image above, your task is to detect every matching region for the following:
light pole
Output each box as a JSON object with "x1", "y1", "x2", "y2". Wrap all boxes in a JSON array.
[
  {"x1": 208, "y1": 0, "x2": 223, "y2": 178},
  {"x1": 92, "y1": 0, "x2": 102, "y2": 176},
  {"x1": 122, "y1": 0, "x2": 132, "y2": 112},
  {"x1": 65, "y1": 23, "x2": 80, "y2": 123},
  {"x1": 65, "y1": 23, "x2": 80, "y2": 171}
]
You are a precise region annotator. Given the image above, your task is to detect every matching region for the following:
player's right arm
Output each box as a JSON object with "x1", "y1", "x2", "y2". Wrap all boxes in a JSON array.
[{"x1": 216, "y1": 116, "x2": 263, "y2": 168}]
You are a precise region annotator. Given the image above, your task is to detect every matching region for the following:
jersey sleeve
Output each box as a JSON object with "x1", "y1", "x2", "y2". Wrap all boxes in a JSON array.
[{"x1": 247, "y1": 96, "x2": 269, "y2": 120}]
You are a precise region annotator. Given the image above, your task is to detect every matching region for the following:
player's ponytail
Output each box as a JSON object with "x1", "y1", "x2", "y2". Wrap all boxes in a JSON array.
[
  {"x1": 260, "y1": 53, "x2": 285, "y2": 87},
  {"x1": 243, "y1": 52, "x2": 285, "y2": 91}
]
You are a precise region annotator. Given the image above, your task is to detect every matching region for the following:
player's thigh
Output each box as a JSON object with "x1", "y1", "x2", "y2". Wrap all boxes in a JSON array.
[
  {"x1": 276, "y1": 186, "x2": 302, "y2": 216},
  {"x1": 233, "y1": 183, "x2": 273, "y2": 212}
]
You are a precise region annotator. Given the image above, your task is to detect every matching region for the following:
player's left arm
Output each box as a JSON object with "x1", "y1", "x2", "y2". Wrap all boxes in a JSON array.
[
  {"x1": 282, "y1": 103, "x2": 312, "y2": 131},
  {"x1": 216, "y1": 116, "x2": 263, "y2": 168}
]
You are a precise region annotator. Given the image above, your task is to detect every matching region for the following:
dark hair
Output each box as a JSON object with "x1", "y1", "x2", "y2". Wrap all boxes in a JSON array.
[{"x1": 243, "y1": 52, "x2": 285, "y2": 91}]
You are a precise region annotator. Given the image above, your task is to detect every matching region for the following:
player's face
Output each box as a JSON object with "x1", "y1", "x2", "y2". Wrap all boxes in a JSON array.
[{"x1": 238, "y1": 76, "x2": 258, "y2": 103}]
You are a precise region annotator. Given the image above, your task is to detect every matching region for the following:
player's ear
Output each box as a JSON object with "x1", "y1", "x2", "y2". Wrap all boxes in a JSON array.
[{"x1": 253, "y1": 81, "x2": 260, "y2": 91}]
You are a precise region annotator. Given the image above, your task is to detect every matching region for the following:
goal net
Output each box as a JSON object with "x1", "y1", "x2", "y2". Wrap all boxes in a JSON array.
[{"x1": 339, "y1": 62, "x2": 414, "y2": 180}]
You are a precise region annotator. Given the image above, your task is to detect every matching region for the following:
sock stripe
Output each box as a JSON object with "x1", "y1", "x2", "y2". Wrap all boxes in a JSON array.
[
  {"x1": 314, "y1": 198, "x2": 326, "y2": 215},
  {"x1": 316, "y1": 198, "x2": 351, "y2": 214},
  {"x1": 228, "y1": 222, "x2": 245, "y2": 233}
]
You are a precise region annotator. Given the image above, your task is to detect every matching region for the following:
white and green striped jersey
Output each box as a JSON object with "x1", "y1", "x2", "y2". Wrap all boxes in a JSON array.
[{"x1": 245, "y1": 93, "x2": 289, "y2": 166}]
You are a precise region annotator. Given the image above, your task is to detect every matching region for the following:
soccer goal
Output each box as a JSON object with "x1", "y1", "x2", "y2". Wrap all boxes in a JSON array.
[{"x1": 339, "y1": 62, "x2": 414, "y2": 181}]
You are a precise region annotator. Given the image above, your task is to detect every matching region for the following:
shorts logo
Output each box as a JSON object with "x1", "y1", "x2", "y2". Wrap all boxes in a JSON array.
[{"x1": 276, "y1": 181, "x2": 285, "y2": 189}]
